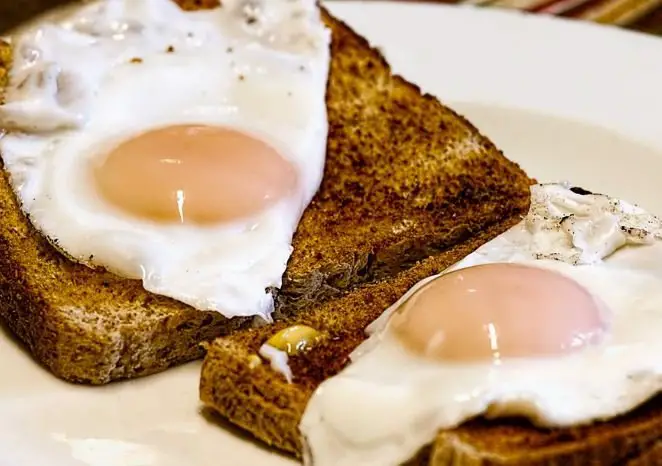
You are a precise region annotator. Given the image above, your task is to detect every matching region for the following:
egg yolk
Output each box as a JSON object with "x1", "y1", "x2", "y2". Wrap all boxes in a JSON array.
[
  {"x1": 390, "y1": 263, "x2": 606, "y2": 363},
  {"x1": 92, "y1": 125, "x2": 298, "y2": 224}
]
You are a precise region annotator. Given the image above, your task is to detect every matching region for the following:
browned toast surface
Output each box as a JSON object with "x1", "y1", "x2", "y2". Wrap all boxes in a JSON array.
[
  {"x1": 276, "y1": 7, "x2": 533, "y2": 314},
  {"x1": 430, "y1": 398, "x2": 662, "y2": 465},
  {"x1": 199, "y1": 219, "x2": 526, "y2": 458},
  {"x1": 201, "y1": 221, "x2": 662, "y2": 466},
  {"x1": 199, "y1": 8, "x2": 662, "y2": 466},
  {"x1": 0, "y1": 2, "x2": 530, "y2": 384}
]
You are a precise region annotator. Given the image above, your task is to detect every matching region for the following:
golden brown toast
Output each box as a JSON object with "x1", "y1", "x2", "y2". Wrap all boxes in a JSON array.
[
  {"x1": 200, "y1": 223, "x2": 662, "y2": 465},
  {"x1": 0, "y1": 2, "x2": 530, "y2": 385},
  {"x1": 199, "y1": 220, "x2": 527, "y2": 459},
  {"x1": 199, "y1": 9, "x2": 662, "y2": 466}
]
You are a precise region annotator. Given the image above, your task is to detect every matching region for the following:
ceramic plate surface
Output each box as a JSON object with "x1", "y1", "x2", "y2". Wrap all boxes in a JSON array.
[{"x1": 2, "y1": 2, "x2": 662, "y2": 465}]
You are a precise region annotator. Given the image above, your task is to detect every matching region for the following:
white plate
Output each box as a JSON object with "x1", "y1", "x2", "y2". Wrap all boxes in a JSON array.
[{"x1": 2, "y1": 2, "x2": 662, "y2": 465}]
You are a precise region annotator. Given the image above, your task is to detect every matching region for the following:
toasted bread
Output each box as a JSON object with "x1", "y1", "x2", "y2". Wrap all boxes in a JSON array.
[
  {"x1": 199, "y1": 9, "x2": 662, "y2": 466},
  {"x1": 200, "y1": 227, "x2": 662, "y2": 466},
  {"x1": 199, "y1": 220, "x2": 527, "y2": 459},
  {"x1": 0, "y1": 1, "x2": 530, "y2": 385}
]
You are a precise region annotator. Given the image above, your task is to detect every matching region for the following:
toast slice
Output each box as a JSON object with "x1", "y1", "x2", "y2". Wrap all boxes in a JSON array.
[
  {"x1": 0, "y1": 2, "x2": 531, "y2": 385},
  {"x1": 200, "y1": 274, "x2": 662, "y2": 466},
  {"x1": 199, "y1": 219, "x2": 526, "y2": 459}
]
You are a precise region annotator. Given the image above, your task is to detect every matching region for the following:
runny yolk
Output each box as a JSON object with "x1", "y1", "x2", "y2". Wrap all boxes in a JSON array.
[
  {"x1": 390, "y1": 263, "x2": 606, "y2": 363},
  {"x1": 92, "y1": 125, "x2": 298, "y2": 225}
]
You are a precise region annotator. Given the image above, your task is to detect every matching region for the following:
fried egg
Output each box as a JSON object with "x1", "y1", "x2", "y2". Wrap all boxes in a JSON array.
[
  {"x1": 0, "y1": 0, "x2": 331, "y2": 319},
  {"x1": 300, "y1": 183, "x2": 662, "y2": 466}
]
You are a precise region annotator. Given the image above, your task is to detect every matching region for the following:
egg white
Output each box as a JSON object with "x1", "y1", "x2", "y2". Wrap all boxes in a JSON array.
[
  {"x1": 0, "y1": 0, "x2": 331, "y2": 318},
  {"x1": 300, "y1": 183, "x2": 662, "y2": 466}
]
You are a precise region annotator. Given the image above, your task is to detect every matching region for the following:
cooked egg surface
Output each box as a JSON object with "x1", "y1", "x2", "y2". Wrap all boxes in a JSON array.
[
  {"x1": 0, "y1": 0, "x2": 331, "y2": 318},
  {"x1": 390, "y1": 263, "x2": 607, "y2": 362},
  {"x1": 300, "y1": 183, "x2": 662, "y2": 466}
]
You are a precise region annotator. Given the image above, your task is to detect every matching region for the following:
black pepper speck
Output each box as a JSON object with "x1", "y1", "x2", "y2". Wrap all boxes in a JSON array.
[{"x1": 570, "y1": 186, "x2": 593, "y2": 195}]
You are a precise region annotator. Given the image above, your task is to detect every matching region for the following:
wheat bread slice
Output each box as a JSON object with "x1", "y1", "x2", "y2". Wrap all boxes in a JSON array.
[
  {"x1": 0, "y1": 2, "x2": 530, "y2": 384},
  {"x1": 428, "y1": 398, "x2": 662, "y2": 465},
  {"x1": 199, "y1": 219, "x2": 525, "y2": 458},
  {"x1": 200, "y1": 220, "x2": 662, "y2": 466},
  {"x1": 274, "y1": 6, "x2": 533, "y2": 316}
]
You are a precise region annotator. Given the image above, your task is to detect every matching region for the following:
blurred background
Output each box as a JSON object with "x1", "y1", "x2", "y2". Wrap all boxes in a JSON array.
[
  {"x1": 359, "y1": 0, "x2": 662, "y2": 34},
  {"x1": 1, "y1": 0, "x2": 661, "y2": 36}
]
